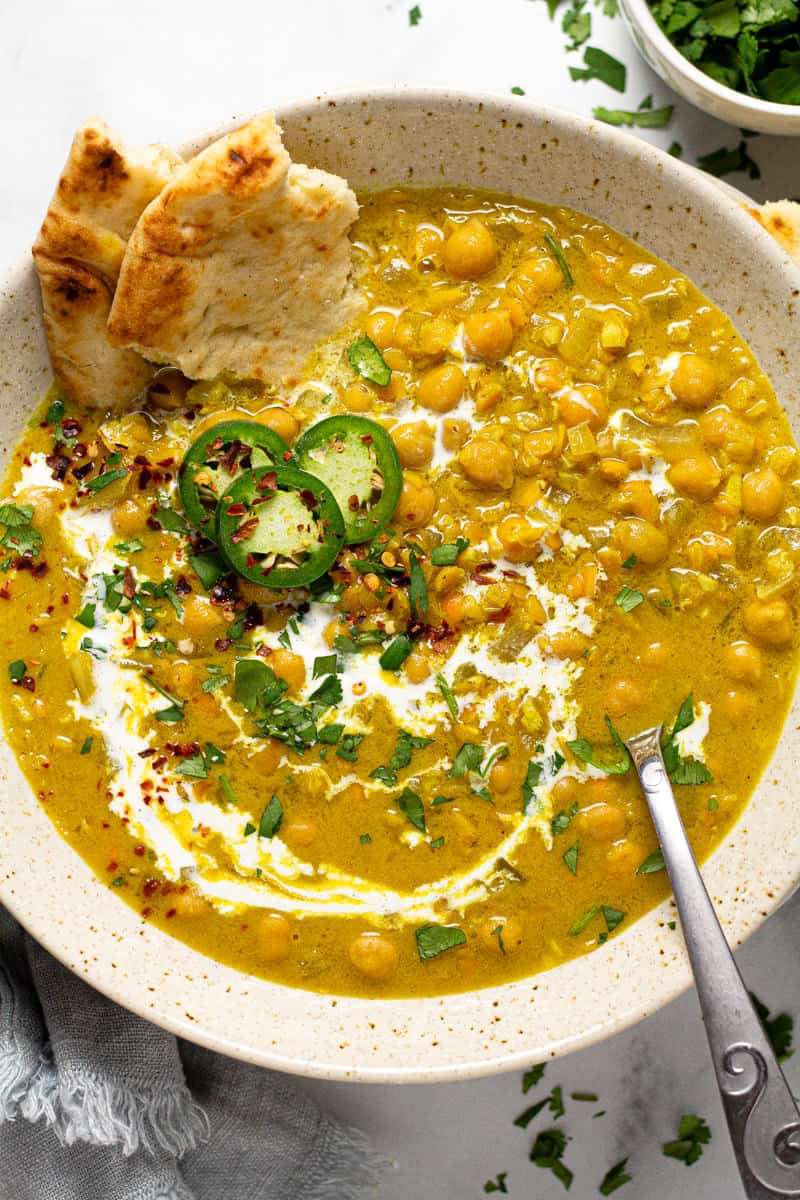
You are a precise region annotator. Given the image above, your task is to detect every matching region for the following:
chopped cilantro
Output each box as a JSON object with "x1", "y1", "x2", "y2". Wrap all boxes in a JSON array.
[
  {"x1": 552, "y1": 801, "x2": 579, "y2": 836},
  {"x1": 45, "y1": 394, "x2": 65, "y2": 424},
  {"x1": 668, "y1": 140, "x2": 683, "y2": 158},
  {"x1": 483, "y1": 1173, "x2": 508, "y2": 1194},
  {"x1": 698, "y1": 139, "x2": 761, "y2": 179},
  {"x1": 593, "y1": 103, "x2": 674, "y2": 127},
  {"x1": 431, "y1": 537, "x2": 469, "y2": 566},
  {"x1": 371, "y1": 730, "x2": 433, "y2": 786},
  {"x1": 449, "y1": 742, "x2": 484, "y2": 778},
  {"x1": 334, "y1": 627, "x2": 389, "y2": 654},
  {"x1": 313, "y1": 653, "x2": 339, "y2": 679},
  {"x1": 115, "y1": 538, "x2": 144, "y2": 554},
  {"x1": 615, "y1": 585, "x2": 644, "y2": 613},
  {"x1": 75, "y1": 602, "x2": 96, "y2": 628},
  {"x1": 637, "y1": 849, "x2": 666, "y2": 875},
  {"x1": 359, "y1": 833, "x2": 372, "y2": 845},
  {"x1": 258, "y1": 795, "x2": 283, "y2": 839},
  {"x1": 432, "y1": 794, "x2": 453, "y2": 806},
  {"x1": 8, "y1": 659, "x2": 26, "y2": 683},
  {"x1": 662, "y1": 1113, "x2": 711, "y2": 1166},
  {"x1": 751, "y1": 992, "x2": 794, "y2": 1061},
  {"x1": 175, "y1": 752, "x2": 208, "y2": 779},
  {"x1": 336, "y1": 733, "x2": 364, "y2": 763},
  {"x1": 435, "y1": 673, "x2": 458, "y2": 719},
  {"x1": 562, "y1": 0, "x2": 591, "y2": 49},
  {"x1": 79, "y1": 736, "x2": 93, "y2": 755},
  {"x1": 530, "y1": 1129, "x2": 573, "y2": 1190},
  {"x1": 152, "y1": 505, "x2": 188, "y2": 533},
  {"x1": 408, "y1": 548, "x2": 428, "y2": 621},
  {"x1": 202, "y1": 672, "x2": 230, "y2": 693},
  {"x1": 543, "y1": 232, "x2": 574, "y2": 288},
  {"x1": 568, "y1": 716, "x2": 630, "y2": 775},
  {"x1": 415, "y1": 923, "x2": 466, "y2": 960},
  {"x1": 661, "y1": 695, "x2": 713, "y2": 785},
  {"x1": 523, "y1": 1063, "x2": 546, "y2": 1092},
  {"x1": 379, "y1": 634, "x2": 413, "y2": 672},
  {"x1": 429, "y1": 835, "x2": 445, "y2": 850},
  {"x1": 188, "y1": 550, "x2": 226, "y2": 590},
  {"x1": 409, "y1": 3, "x2": 422, "y2": 24},
  {"x1": 396, "y1": 786, "x2": 426, "y2": 833},
  {"x1": 219, "y1": 775, "x2": 237, "y2": 805},
  {"x1": 621, "y1": 554, "x2": 637, "y2": 569},
  {"x1": 348, "y1": 335, "x2": 392, "y2": 386},
  {"x1": 563, "y1": 843, "x2": 579, "y2": 875},
  {"x1": 600, "y1": 1157, "x2": 633, "y2": 1195},
  {"x1": 511, "y1": 85, "x2": 526, "y2": 95},
  {"x1": 602, "y1": 906, "x2": 625, "y2": 932},
  {"x1": 570, "y1": 46, "x2": 627, "y2": 91},
  {"x1": 85, "y1": 467, "x2": 128, "y2": 493},
  {"x1": 243, "y1": 822, "x2": 256, "y2": 837},
  {"x1": 568, "y1": 906, "x2": 599, "y2": 936}
]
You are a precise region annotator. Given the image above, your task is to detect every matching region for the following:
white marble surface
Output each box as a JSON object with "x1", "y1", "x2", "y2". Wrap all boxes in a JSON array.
[{"x1": 2, "y1": 1, "x2": 799, "y2": 1196}]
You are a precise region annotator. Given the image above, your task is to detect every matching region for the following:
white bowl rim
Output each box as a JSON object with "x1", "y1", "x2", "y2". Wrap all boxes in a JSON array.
[
  {"x1": 1, "y1": 84, "x2": 800, "y2": 1084},
  {"x1": 620, "y1": 0, "x2": 800, "y2": 119}
]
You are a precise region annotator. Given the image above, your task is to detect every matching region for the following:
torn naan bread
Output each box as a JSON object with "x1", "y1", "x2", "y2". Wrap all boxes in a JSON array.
[
  {"x1": 754, "y1": 200, "x2": 800, "y2": 268},
  {"x1": 107, "y1": 113, "x2": 362, "y2": 385},
  {"x1": 33, "y1": 120, "x2": 181, "y2": 409}
]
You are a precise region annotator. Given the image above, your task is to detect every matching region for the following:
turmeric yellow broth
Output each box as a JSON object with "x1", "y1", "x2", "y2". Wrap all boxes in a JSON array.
[{"x1": 3, "y1": 188, "x2": 798, "y2": 997}]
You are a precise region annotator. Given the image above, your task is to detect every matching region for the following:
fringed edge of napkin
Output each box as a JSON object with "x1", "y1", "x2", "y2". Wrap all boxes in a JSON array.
[
  {"x1": 304, "y1": 1120, "x2": 388, "y2": 1200},
  {"x1": 2, "y1": 1048, "x2": 209, "y2": 1159}
]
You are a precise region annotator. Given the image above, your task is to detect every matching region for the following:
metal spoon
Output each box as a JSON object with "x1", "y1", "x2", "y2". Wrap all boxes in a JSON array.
[{"x1": 625, "y1": 726, "x2": 800, "y2": 1199}]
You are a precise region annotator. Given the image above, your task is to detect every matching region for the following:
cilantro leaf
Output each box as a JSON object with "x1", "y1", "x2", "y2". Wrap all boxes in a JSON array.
[
  {"x1": 370, "y1": 729, "x2": 433, "y2": 786},
  {"x1": 522, "y1": 1063, "x2": 546, "y2": 1092},
  {"x1": 600, "y1": 1157, "x2": 633, "y2": 1195},
  {"x1": 530, "y1": 1129, "x2": 573, "y2": 1190},
  {"x1": 408, "y1": 548, "x2": 428, "y2": 621},
  {"x1": 258, "y1": 795, "x2": 283, "y2": 839},
  {"x1": 431, "y1": 537, "x2": 469, "y2": 566},
  {"x1": 636, "y1": 849, "x2": 666, "y2": 875},
  {"x1": 449, "y1": 742, "x2": 484, "y2": 778},
  {"x1": 396, "y1": 786, "x2": 426, "y2": 833},
  {"x1": 593, "y1": 103, "x2": 674, "y2": 127},
  {"x1": 662, "y1": 1113, "x2": 711, "y2": 1166},
  {"x1": 615, "y1": 585, "x2": 644, "y2": 612},
  {"x1": 751, "y1": 992, "x2": 794, "y2": 1061},
  {"x1": 348, "y1": 335, "x2": 392, "y2": 386},
  {"x1": 415, "y1": 924, "x2": 466, "y2": 960},
  {"x1": 570, "y1": 46, "x2": 627, "y2": 91}
]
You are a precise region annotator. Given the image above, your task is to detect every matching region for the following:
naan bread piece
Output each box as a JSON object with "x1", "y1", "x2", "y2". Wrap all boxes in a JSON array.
[
  {"x1": 747, "y1": 199, "x2": 800, "y2": 268},
  {"x1": 107, "y1": 113, "x2": 362, "y2": 385},
  {"x1": 33, "y1": 120, "x2": 182, "y2": 410}
]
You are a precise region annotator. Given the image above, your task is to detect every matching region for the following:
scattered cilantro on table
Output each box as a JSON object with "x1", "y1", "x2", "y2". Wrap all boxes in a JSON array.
[
  {"x1": 663, "y1": 1113, "x2": 712, "y2": 1165},
  {"x1": 751, "y1": 991, "x2": 795, "y2": 1060}
]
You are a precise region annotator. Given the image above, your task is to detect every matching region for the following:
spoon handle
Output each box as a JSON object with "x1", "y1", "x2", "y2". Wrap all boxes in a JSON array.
[{"x1": 625, "y1": 726, "x2": 800, "y2": 1199}]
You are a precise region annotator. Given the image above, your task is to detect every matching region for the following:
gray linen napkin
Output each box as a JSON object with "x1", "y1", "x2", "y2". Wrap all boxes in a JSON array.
[{"x1": 0, "y1": 909, "x2": 381, "y2": 1200}]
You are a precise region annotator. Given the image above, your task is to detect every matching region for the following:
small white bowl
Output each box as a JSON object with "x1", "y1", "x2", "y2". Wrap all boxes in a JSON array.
[{"x1": 619, "y1": 0, "x2": 800, "y2": 136}]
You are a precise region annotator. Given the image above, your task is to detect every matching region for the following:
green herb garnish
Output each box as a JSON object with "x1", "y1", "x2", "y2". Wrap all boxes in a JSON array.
[
  {"x1": 523, "y1": 1063, "x2": 546, "y2": 1092},
  {"x1": 568, "y1": 906, "x2": 599, "y2": 936},
  {"x1": 751, "y1": 992, "x2": 794, "y2": 1061},
  {"x1": 698, "y1": 137, "x2": 762, "y2": 178},
  {"x1": 371, "y1": 730, "x2": 433, "y2": 786},
  {"x1": 543, "y1": 232, "x2": 574, "y2": 288},
  {"x1": 431, "y1": 537, "x2": 469, "y2": 566},
  {"x1": 600, "y1": 1157, "x2": 633, "y2": 1195},
  {"x1": 85, "y1": 467, "x2": 128, "y2": 494},
  {"x1": 415, "y1": 923, "x2": 467, "y2": 960},
  {"x1": 483, "y1": 1173, "x2": 509, "y2": 1194},
  {"x1": 409, "y1": 3, "x2": 422, "y2": 24},
  {"x1": 614, "y1": 585, "x2": 644, "y2": 612},
  {"x1": 408, "y1": 548, "x2": 428, "y2": 620},
  {"x1": 563, "y1": 843, "x2": 579, "y2": 875},
  {"x1": 570, "y1": 45, "x2": 627, "y2": 90},
  {"x1": 258, "y1": 795, "x2": 283, "y2": 839},
  {"x1": 379, "y1": 635, "x2": 413, "y2": 672},
  {"x1": 348, "y1": 335, "x2": 392, "y2": 386},
  {"x1": 593, "y1": 103, "x2": 674, "y2": 127},
  {"x1": 662, "y1": 1113, "x2": 711, "y2": 1166},
  {"x1": 396, "y1": 786, "x2": 426, "y2": 833},
  {"x1": 636, "y1": 849, "x2": 666, "y2": 875},
  {"x1": 568, "y1": 715, "x2": 630, "y2": 775},
  {"x1": 530, "y1": 1129, "x2": 573, "y2": 1190}
]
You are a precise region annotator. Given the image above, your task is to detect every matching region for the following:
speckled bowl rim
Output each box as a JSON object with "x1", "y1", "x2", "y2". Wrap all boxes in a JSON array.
[{"x1": 1, "y1": 87, "x2": 799, "y2": 1084}]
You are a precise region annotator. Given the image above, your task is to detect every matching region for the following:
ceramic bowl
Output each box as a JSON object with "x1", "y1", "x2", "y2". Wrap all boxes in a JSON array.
[
  {"x1": 619, "y1": 0, "x2": 800, "y2": 136},
  {"x1": 2, "y1": 89, "x2": 800, "y2": 1083}
]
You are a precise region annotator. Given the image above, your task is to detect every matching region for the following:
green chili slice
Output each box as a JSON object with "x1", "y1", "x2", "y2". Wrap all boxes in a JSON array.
[
  {"x1": 293, "y1": 415, "x2": 401, "y2": 545},
  {"x1": 215, "y1": 464, "x2": 345, "y2": 589},
  {"x1": 178, "y1": 420, "x2": 290, "y2": 532}
]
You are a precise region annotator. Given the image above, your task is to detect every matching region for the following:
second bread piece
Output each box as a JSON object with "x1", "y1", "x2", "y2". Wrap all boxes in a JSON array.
[{"x1": 107, "y1": 113, "x2": 362, "y2": 386}]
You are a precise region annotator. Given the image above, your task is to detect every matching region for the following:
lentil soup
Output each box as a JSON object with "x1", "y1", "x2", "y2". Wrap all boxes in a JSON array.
[{"x1": 3, "y1": 187, "x2": 798, "y2": 998}]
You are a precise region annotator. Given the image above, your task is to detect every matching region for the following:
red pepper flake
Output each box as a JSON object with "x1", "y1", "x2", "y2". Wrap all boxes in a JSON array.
[
  {"x1": 231, "y1": 517, "x2": 258, "y2": 544},
  {"x1": 122, "y1": 567, "x2": 136, "y2": 599},
  {"x1": 282, "y1": 450, "x2": 292, "y2": 461},
  {"x1": 348, "y1": 494, "x2": 360, "y2": 512},
  {"x1": 107, "y1": 861, "x2": 119, "y2": 873},
  {"x1": 0, "y1": 585, "x2": 10, "y2": 601},
  {"x1": 17, "y1": 675, "x2": 36, "y2": 692},
  {"x1": 143, "y1": 878, "x2": 161, "y2": 897},
  {"x1": 214, "y1": 637, "x2": 232, "y2": 652},
  {"x1": 134, "y1": 844, "x2": 146, "y2": 857},
  {"x1": 138, "y1": 747, "x2": 156, "y2": 758},
  {"x1": 156, "y1": 457, "x2": 175, "y2": 468},
  {"x1": 141, "y1": 779, "x2": 154, "y2": 791},
  {"x1": 141, "y1": 907, "x2": 152, "y2": 918},
  {"x1": 166, "y1": 908, "x2": 177, "y2": 919},
  {"x1": 29, "y1": 624, "x2": 39, "y2": 633},
  {"x1": 174, "y1": 574, "x2": 192, "y2": 596},
  {"x1": 151, "y1": 755, "x2": 167, "y2": 770},
  {"x1": 226, "y1": 502, "x2": 246, "y2": 517},
  {"x1": 486, "y1": 604, "x2": 512, "y2": 624},
  {"x1": 299, "y1": 489, "x2": 317, "y2": 509},
  {"x1": 255, "y1": 470, "x2": 278, "y2": 493}
]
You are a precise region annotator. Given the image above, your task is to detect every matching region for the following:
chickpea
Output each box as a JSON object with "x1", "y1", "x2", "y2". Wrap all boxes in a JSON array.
[
  {"x1": 404, "y1": 650, "x2": 431, "y2": 684},
  {"x1": 255, "y1": 406, "x2": 299, "y2": 443},
  {"x1": 545, "y1": 630, "x2": 590, "y2": 659},
  {"x1": 442, "y1": 593, "x2": 468, "y2": 628},
  {"x1": 172, "y1": 887, "x2": 208, "y2": 918},
  {"x1": 577, "y1": 802, "x2": 627, "y2": 843},
  {"x1": 417, "y1": 363, "x2": 464, "y2": 413},
  {"x1": 479, "y1": 915, "x2": 523, "y2": 956},
  {"x1": 671, "y1": 353, "x2": 718, "y2": 408},
  {"x1": 517, "y1": 253, "x2": 564, "y2": 293},
  {"x1": 253, "y1": 739, "x2": 285, "y2": 775},
  {"x1": 699, "y1": 406, "x2": 737, "y2": 448},
  {"x1": 147, "y1": 368, "x2": 189, "y2": 411},
  {"x1": 605, "y1": 841, "x2": 646, "y2": 878},
  {"x1": 459, "y1": 438, "x2": 515, "y2": 490},
  {"x1": 640, "y1": 641, "x2": 668, "y2": 668},
  {"x1": 365, "y1": 310, "x2": 397, "y2": 349},
  {"x1": 19, "y1": 488, "x2": 58, "y2": 532},
  {"x1": 722, "y1": 640, "x2": 762, "y2": 684},
  {"x1": 282, "y1": 820, "x2": 319, "y2": 849},
  {"x1": 268, "y1": 648, "x2": 306, "y2": 694},
  {"x1": 348, "y1": 931, "x2": 399, "y2": 982},
  {"x1": 395, "y1": 474, "x2": 436, "y2": 528},
  {"x1": 558, "y1": 384, "x2": 607, "y2": 430},
  {"x1": 606, "y1": 678, "x2": 644, "y2": 716},
  {"x1": 111, "y1": 497, "x2": 149, "y2": 537},
  {"x1": 111, "y1": 412, "x2": 152, "y2": 451},
  {"x1": 443, "y1": 217, "x2": 498, "y2": 279},
  {"x1": 612, "y1": 518, "x2": 669, "y2": 565},
  {"x1": 181, "y1": 595, "x2": 225, "y2": 640},
  {"x1": 432, "y1": 566, "x2": 466, "y2": 596},
  {"x1": 490, "y1": 760, "x2": 514, "y2": 795},
  {"x1": 534, "y1": 358, "x2": 569, "y2": 394},
  {"x1": 464, "y1": 309, "x2": 514, "y2": 362},
  {"x1": 742, "y1": 468, "x2": 784, "y2": 522},
  {"x1": 743, "y1": 597, "x2": 793, "y2": 647},
  {"x1": 614, "y1": 480, "x2": 660, "y2": 525},
  {"x1": 393, "y1": 422, "x2": 434, "y2": 468},
  {"x1": 720, "y1": 689, "x2": 756, "y2": 721},
  {"x1": 172, "y1": 661, "x2": 197, "y2": 696},
  {"x1": 343, "y1": 383, "x2": 373, "y2": 413},
  {"x1": 257, "y1": 913, "x2": 292, "y2": 963},
  {"x1": 441, "y1": 418, "x2": 471, "y2": 452},
  {"x1": 667, "y1": 453, "x2": 721, "y2": 501},
  {"x1": 497, "y1": 515, "x2": 541, "y2": 563}
]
